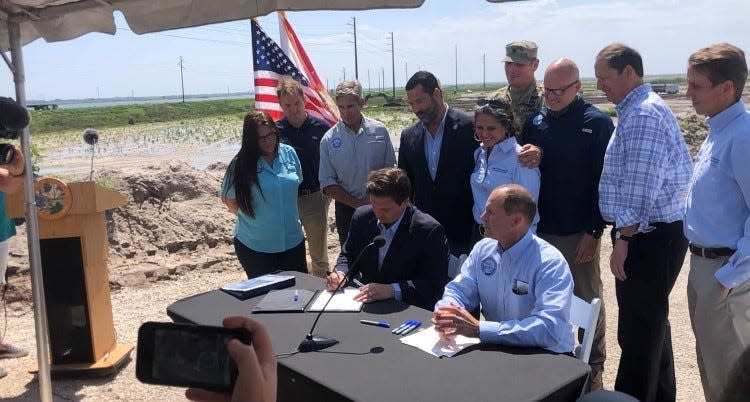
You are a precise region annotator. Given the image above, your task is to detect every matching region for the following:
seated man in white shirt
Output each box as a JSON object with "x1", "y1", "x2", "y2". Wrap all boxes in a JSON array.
[{"x1": 432, "y1": 184, "x2": 574, "y2": 353}]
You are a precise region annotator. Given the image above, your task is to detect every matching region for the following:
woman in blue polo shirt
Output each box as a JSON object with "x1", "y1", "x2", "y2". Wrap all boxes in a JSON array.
[
  {"x1": 221, "y1": 111, "x2": 306, "y2": 278},
  {"x1": 470, "y1": 100, "x2": 540, "y2": 245}
]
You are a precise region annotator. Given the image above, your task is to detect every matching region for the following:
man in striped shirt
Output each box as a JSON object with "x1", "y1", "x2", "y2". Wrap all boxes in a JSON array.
[{"x1": 595, "y1": 43, "x2": 693, "y2": 402}]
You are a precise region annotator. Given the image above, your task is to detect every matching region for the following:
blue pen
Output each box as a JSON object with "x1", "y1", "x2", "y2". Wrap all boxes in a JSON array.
[
  {"x1": 360, "y1": 319, "x2": 390, "y2": 328},
  {"x1": 400, "y1": 321, "x2": 422, "y2": 336},
  {"x1": 392, "y1": 320, "x2": 416, "y2": 334},
  {"x1": 293, "y1": 290, "x2": 299, "y2": 302},
  {"x1": 395, "y1": 321, "x2": 416, "y2": 335}
]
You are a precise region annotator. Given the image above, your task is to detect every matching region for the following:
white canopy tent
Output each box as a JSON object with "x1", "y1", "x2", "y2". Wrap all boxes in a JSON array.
[{"x1": 0, "y1": 1, "x2": 521, "y2": 400}]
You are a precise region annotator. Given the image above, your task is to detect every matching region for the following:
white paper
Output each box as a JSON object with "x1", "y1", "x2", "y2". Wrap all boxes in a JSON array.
[
  {"x1": 307, "y1": 288, "x2": 363, "y2": 312},
  {"x1": 399, "y1": 325, "x2": 480, "y2": 357}
]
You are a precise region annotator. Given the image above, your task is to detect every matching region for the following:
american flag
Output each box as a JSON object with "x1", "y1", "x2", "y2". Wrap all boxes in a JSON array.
[{"x1": 251, "y1": 18, "x2": 338, "y2": 125}]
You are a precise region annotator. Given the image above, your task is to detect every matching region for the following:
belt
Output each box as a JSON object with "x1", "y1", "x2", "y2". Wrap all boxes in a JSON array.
[
  {"x1": 689, "y1": 244, "x2": 735, "y2": 259},
  {"x1": 298, "y1": 187, "x2": 320, "y2": 196}
]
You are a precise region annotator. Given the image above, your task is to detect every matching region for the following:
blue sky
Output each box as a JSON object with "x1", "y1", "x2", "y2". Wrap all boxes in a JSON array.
[{"x1": 1, "y1": 0, "x2": 748, "y2": 100}]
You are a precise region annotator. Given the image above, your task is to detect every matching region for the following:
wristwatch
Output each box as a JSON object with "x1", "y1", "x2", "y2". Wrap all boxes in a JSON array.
[{"x1": 615, "y1": 230, "x2": 633, "y2": 242}]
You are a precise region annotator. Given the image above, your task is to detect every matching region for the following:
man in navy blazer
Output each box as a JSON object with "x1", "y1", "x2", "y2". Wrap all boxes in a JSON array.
[
  {"x1": 398, "y1": 71, "x2": 478, "y2": 256},
  {"x1": 327, "y1": 167, "x2": 450, "y2": 310}
]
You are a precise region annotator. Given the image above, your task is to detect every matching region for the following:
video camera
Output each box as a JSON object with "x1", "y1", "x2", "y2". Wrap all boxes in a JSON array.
[{"x1": 0, "y1": 96, "x2": 29, "y2": 164}]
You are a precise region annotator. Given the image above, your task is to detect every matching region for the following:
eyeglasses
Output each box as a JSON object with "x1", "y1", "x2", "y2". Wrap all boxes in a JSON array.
[
  {"x1": 544, "y1": 80, "x2": 579, "y2": 97},
  {"x1": 476, "y1": 99, "x2": 507, "y2": 108},
  {"x1": 258, "y1": 132, "x2": 277, "y2": 142}
]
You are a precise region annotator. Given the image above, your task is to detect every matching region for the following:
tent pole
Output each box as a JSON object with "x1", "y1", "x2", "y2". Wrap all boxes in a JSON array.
[{"x1": 8, "y1": 18, "x2": 53, "y2": 402}]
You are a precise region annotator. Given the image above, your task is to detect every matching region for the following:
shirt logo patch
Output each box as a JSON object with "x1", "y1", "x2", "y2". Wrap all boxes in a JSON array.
[
  {"x1": 532, "y1": 114, "x2": 543, "y2": 126},
  {"x1": 481, "y1": 258, "x2": 497, "y2": 276},
  {"x1": 581, "y1": 128, "x2": 593, "y2": 134},
  {"x1": 332, "y1": 138, "x2": 343, "y2": 148},
  {"x1": 710, "y1": 156, "x2": 720, "y2": 167}
]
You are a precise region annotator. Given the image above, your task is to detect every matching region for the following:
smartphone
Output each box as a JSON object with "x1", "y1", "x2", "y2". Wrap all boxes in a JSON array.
[{"x1": 136, "y1": 322, "x2": 252, "y2": 392}]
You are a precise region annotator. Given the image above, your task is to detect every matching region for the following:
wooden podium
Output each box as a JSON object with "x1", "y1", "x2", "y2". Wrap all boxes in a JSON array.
[{"x1": 7, "y1": 180, "x2": 133, "y2": 374}]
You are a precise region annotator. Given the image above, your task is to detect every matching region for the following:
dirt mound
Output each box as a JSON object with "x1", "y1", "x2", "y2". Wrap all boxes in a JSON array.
[
  {"x1": 677, "y1": 113, "x2": 709, "y2": 157},
  {"x1": 4, "y1": 160, "x2": 241, "y2": 304}
]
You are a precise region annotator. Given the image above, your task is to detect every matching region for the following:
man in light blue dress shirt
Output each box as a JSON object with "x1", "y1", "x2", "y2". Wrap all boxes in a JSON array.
[
  {"x1": 595, "y1": 43, "x2": 693, "y2": 402},
  {"x1": 684, "y1": 43, "x2": 750, "y2": 402},
  {"x1": 432, "y1": 184, "x2": 574, "y2": 354}
]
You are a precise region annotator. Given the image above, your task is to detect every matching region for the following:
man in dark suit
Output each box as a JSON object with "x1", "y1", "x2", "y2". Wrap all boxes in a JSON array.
[
  {"x1": 398, "y1": 71, "x2": 477, "y2": 256},
  {"x1": 326, "y1": 167, "x2": 449, "y2": 310}
]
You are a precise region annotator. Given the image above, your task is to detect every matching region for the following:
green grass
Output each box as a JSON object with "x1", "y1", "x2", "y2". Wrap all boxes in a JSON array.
[{"x1": 29, "y1": 98, "x2": 254, "y2": 135}]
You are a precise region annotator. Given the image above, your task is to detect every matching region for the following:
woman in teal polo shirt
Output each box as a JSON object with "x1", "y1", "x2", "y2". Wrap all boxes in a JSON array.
[{"x1": 221, "y1": 111, "x2": 306, "y2": 278}]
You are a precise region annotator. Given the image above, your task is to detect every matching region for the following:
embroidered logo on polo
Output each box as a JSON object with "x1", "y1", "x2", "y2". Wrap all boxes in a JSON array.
[
  {"x1": 481, "y1": 258, "x2": 497, "y2": 276},
  {"x1": 582, "y1": 128, "x2": 593, "y2": 134},
  {"x1": 532, "y1": 114, "x2": 543, "y2": 126},
  {"x1": 332, "y1": 138, "x2": 343, "y2": 148}
]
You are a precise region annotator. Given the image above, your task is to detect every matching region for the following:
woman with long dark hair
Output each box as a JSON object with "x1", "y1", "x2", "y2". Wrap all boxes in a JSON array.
[
  {"x1": 221, "y1": 110, "x2": 307, "y2": 278},
  {"x1": 470, "y1": 99, "x2": 540, "y2": 245}
]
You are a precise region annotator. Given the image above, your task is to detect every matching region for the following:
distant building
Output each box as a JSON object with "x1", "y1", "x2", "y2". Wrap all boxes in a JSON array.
[{"x1": 647, "y1": 83, "x2": 679, "y2": 94}]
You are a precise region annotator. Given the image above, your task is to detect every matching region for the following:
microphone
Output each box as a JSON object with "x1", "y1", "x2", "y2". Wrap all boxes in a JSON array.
[
  {"x1": 82, "y1": 128, "x2": 99, "y2": 181},
  {"x1": 298, "y1": 235, "x2": 386, "y2": 353}
]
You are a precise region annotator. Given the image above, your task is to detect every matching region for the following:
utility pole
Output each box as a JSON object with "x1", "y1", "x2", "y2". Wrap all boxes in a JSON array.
[
  {"x1": 405, "y1": 62, "x2": 408, "y2": 83},
  {"x1": 343, "y1": 66, "x2": 346, "y2": 81},
  {"x1": 483, "y1": 53, "x2": 486, "y2": 90},
  {"x1": 351, "y1": 17, "x2": 359, "y2": 79},
  {"x1": 454, "y1": 45, "x2": 458, "y2": 93},
  {"x1": 381, "y1": 67, "x2": 385, "y2": 92},
  {"x1": 178, "y1": 56, "x2": 186, "y2": 103},
  {"x1": 389, "y1": 32, "x2": 395, "y2": 99},
  {"x1": 367, "y1": 69, "x2": 371, "y2": 93}
]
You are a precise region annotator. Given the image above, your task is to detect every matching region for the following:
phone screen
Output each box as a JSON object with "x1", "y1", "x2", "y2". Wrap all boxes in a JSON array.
[{"x1": 137, "y1": 322, "x2": 250, "y2": 391}]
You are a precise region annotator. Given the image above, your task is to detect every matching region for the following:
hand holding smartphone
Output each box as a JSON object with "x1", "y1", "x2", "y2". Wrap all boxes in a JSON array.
[{"x1": 136, "y1": 322, "x2": 252, "y2": 392}]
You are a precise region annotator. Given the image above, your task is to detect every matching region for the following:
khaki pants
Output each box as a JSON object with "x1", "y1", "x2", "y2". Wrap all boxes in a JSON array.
[
  {"x1": 688, "y1": 253, "x2": 750, "y2": 402},
  {"x1": 539, "y1": 232, "x2": 606, "y2": 377},
  {"x1": 298, "y1": 191, "x2": 329, "y2": 278}
]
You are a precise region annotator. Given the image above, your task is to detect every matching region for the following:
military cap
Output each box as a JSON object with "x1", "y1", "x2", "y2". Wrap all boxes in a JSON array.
[{"x1": 503, "y1": 40, "x2": 538, "y2": 64}]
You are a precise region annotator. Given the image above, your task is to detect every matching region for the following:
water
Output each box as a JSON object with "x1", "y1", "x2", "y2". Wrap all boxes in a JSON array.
[{"x1": 29, "y1": 92, "x2": 253, "y2": 110}]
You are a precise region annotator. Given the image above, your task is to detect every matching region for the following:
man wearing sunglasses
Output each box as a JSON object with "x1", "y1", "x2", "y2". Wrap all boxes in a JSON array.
[{"x1": 523, "y1": 58, "x2": 614, "y2": 391}]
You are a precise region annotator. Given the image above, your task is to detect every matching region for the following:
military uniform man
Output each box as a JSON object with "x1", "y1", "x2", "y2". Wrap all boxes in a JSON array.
[
  {"x1": 485, "y1": 39, "x2": 543, "y2": 169},
  {"x1": 488, "y1": 40, "x2": 544, "y2": 141}
]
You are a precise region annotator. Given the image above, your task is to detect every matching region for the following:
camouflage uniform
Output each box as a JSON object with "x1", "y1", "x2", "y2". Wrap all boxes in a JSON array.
[
  {"x1": 484, "y1": 40, "x2": 544, "y2": 144},
  {"x1": 487, "y1": 83, "x2": 544, "y2": 143}
]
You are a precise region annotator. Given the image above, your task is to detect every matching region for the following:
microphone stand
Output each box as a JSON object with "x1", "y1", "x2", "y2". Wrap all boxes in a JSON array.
[{"x1": 298, "y1": 236, "x2": 386, "y2": 352}]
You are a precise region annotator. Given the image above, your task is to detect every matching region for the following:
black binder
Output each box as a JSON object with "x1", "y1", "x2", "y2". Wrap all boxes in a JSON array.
[{"x1": 251, "y1": 289, "x2": 317, "y2": 313}]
